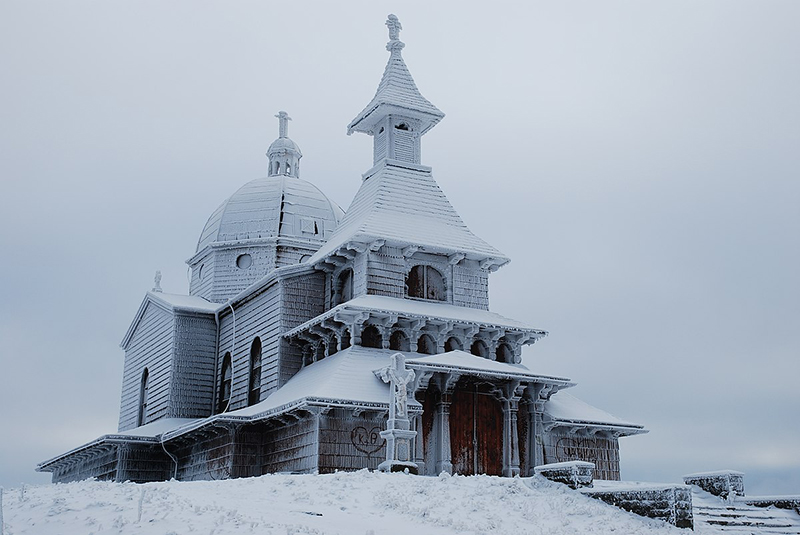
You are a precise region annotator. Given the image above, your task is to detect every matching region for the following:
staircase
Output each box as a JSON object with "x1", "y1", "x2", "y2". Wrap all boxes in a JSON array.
[{"x1": 692, "y1": 487, "x2": 800, "y2": 534}]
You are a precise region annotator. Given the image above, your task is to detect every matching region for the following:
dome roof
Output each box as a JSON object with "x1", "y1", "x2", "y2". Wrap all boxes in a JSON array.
[
  {"x1": 196, "y1": 176, "x2": 344, "y2": 252},
  {"x1": 267, "y1": 136, "x2": 302, "y2": 155}
]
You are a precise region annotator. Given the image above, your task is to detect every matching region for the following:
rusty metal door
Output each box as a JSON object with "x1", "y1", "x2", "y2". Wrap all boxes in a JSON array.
[{"x1": 449, "y1": 382, "x2": 503, "y2": 475}]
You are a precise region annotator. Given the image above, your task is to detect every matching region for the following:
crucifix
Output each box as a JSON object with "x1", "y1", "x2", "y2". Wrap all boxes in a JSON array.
[
  {"x1": 376, "y1": 352, "x2": 419, "y2": 473},
  {"x1": 386, "y1": 14, "x2": 402, "y2": 41}
]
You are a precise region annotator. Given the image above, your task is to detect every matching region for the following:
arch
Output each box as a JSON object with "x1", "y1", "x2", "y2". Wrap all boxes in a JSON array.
[
  {"x1": 389, "y1": 330, "x2": 410, "y2": 351},
  {"x1": 286, "y1": 163, "x2": 292, "y2": 175},
  {"x1": 218, "y1": 352, "x2": 232, "y2": 413},
  {"x1": 329, "y1": 335, "x2": 339, "y2": 356},
  {"x1": 333, "y1": 269, "x2": 354, "y2": 306},
  {"x1": 137, "y1": 368, "x2": 149, "y2": 427},
  {"x1": 395, "y1": 122, "x2": 410, "y2": 131},
  {"x1": 302, "y1": 344, "x2": 314, "y2": 367},
  {"x1": 361, "y1": 325, "x2": 382, "y2": 349},
  {"x1": 471, "y1": 339, "x2": 489, "y2": 358},
  {"x1": 315, "y1": 342, "x2": 327, "y2": 362},
  {"x1": 417, "y1": 333, "x2": 437, "y2": 355},
  {"x1": 248, "y1": 337, "x2": 262, "y2": 406},
  {"x1": 406, "y1": 265, "x2": 445, "y2": 301},
  {"x1": 495, "y1": 342, "x2": 514, "y2": 363},
  {"x1": 445, "y1": 337, "x2": 463, "y2": 352}
]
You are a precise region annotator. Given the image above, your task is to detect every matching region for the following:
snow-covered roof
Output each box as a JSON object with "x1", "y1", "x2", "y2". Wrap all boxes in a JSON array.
[
  {"x1": 121, "y1": 292, "x2": 218, "y2": 349},
  {"x1": 348, "y1": 20, "x2": 444, "y2": 135},
  {"x1": 195, "y1": 176, "x2": 344, "y2": 253},
  {"x1": 308, "y1": 163, "x2": 508, "y2": 266},
  {"x1": 544, "y1": 391, "x2": 645, "y2": 432},
  {"x1": 37, "y1": 418, "x2": 199, "y2": 471},
  {"x1": 406, "y1": 351, "x2": 572, "y2": 385},
  {"x1": 284, "y1": 295, "x2": 544, "y2": 338}
]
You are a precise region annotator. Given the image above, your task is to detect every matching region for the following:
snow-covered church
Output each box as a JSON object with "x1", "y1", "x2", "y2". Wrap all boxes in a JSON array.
[{"x1": 38, "y1": 15, "x2": 646, "y2": 484}]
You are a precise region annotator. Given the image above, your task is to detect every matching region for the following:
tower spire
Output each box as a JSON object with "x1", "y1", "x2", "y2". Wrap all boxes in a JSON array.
[
  {"x1": 267, "y1": 111, "x2": 302, "y2": 178},
  {"x1": 348, "y1": 15, "x2": 444, "y2": 166}
]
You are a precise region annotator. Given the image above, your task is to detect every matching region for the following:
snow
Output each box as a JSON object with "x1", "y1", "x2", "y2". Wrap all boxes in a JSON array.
[
  {"x1": 285, "y1": 295, "x2": 543, "y2": 338},
  {"x1": 545, "y1": 391, "x2": 644, "y2": 430},
  {"x1": 682, "y1": 470, "x2": 744, "y2": 478},
  {"x1": 2, "y1": 471, "x2": 686, "y2": 535},
  {"x1": 148, "y1": 292, "x2": 218, "y2": 314},
  {"x1": 407, "y1": 351, "x2": 570, "y2": 383}
]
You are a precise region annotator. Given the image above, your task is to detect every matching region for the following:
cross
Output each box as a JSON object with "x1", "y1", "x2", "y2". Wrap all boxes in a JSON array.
[
  {"x1": 386, "y1": 14, "x2": 402, "y2": 41},
  {"x1": 275, "y1": 111, "x2": 291, "y2": 138},
  {"x1": 379, "y1": 352, "x2": 415, "y2": 420}
]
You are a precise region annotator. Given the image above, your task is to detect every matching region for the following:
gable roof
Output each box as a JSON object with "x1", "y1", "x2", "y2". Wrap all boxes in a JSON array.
[
  {"x1": 544, "y1": 391, "x2": 646, "y2": 434},
  {"x1": 120, "y1": 291, "x2": 217, "y2": 349},
  {"x1": 308, "y1": 162, "x2": 508, "y2": 266}
]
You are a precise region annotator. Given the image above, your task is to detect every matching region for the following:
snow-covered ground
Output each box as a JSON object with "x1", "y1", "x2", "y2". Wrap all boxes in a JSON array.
[{"x1": 1, "y1": 471, "x2": 685, "y2": 535}]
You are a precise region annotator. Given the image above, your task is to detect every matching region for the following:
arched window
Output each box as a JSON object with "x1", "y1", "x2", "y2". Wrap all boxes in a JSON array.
[
  {"x1": 137, "y1": 368, "x2": 149, "y2": 427},
  {"x1": 417, "y1": 334, "x2": 437, "y2": 355},
  {"x1": 406, "y1": 265, "x2": 446, "y2": 301},
  {"x1": 445, "y1": 337, "x2": 463, "y2": 352},
  {"x1": 496, "y1": 342, "x2": 514, "y2": 363},
  {"x1": 389, "y1": 330, "x2": 410, "y2": 351},
  {"x1": 471, "y1": 340, "x2": 489, "y2": 358},
  {"x1": 361, "y1": 325, "x2": 382, "y2": 348},
  {"x1": 333, "y1": 269, "x2": 354, "y2": 306},
  {"x1": 218, "y1": 352, "x2": 232, "y2": 414},
  {"x1": 286, "y1": 163, "x2": 292, "y2": 174},
  {"x1": 248, "y1": 338, "x2": 262, "y2": 406},
  {"x1": 341, "y1": 329, "x2": 352, "y2": 350}
]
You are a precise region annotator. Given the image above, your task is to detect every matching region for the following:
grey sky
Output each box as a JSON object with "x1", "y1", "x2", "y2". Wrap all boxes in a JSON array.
[{"x1": 1, "y1": 1, "x2": 798, "y2": 493}]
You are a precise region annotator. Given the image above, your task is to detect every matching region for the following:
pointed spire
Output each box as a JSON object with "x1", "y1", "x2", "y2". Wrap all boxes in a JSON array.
[
  {"x1": 348, "y1": 15, "x2": 444, "y2": 139},
  {"x1": 267, "y1": 111, "x2": 302, "y2": 178}
]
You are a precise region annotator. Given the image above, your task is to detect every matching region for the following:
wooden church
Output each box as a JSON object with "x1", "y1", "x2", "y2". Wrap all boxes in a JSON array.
[{"x1": 38, "y1": 15, "x2": 646, "y2": 484}]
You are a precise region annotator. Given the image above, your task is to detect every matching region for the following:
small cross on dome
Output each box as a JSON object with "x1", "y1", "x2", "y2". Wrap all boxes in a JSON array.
[{"x1": 275, "y1": 111, "x2": 291, "y2": 138}]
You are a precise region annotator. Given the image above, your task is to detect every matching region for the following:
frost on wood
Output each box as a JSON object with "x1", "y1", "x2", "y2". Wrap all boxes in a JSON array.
[{"x1": 37, "y1": 14, "x2": 648, "y2": 487}]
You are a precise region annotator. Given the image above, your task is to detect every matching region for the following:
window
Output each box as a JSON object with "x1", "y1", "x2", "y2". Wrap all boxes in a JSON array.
[
  {"x1": 248, "y1": 338, "x2": 262, "y2": 406},
  {"x1": 218, "y1": 353, "x2": 232, "y2": 413},
  {"x1": 406, "y1": 265, "x2": 445, "y2": 301},
  {"x1": 471, "y1": 340, "x2": 489, "y2": 358},
  {"x1": 236, "y1": 253, "x2": 253, "y2": 269},
  {"x1": 333, "y1": 269, "x2": 354, "y2": 306},
  {"x1": 395, "y1": 122, "x2": 410, "y2": 131},
  {"x1": 361, "y1": 325, "x2": 382, "y2": 348},
  {"x1": 417, "y1": 334, "x2": 437, "y2": 355},
  {"x1": 137, "y1": 368, "x2": 149, "y2": 427},
  {"x1": 496, "y1": 342, "x2": 514, "y2": 363},
  {"x1": 389, "y1": 330, "x2": 410, "y2": 351},
  {"x1": 445, "y1": 337, "x2": 463, "y2": 352}
]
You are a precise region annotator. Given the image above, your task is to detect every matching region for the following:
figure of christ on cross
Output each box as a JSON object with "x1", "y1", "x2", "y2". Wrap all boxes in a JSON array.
[{"x1": 380, "y1": 352, "x2": 415, "y2": 422}]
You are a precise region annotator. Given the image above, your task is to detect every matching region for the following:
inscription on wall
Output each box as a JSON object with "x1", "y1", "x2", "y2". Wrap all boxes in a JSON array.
[{"x1": 350, "y1": 426, "x2": 385, "y2": 456}]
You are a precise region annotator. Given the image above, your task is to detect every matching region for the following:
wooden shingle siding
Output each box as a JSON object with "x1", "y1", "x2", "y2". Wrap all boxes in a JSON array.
[
  {"x1": 116, "y1": 444, "x2": 172, "y2": 483},
  {"x1": 452, "y1": 261, "x2": 489, "y2": 310},
  {"x1": 173, "y1": 430, "x2": 236, "y2": 481},
  {"x1": 171, "y1": 313, "x2": 218, "y2": 418},
  {"x1": 217, "y1": 282, "x2": 282, "y2": 410},
  {"x1": 118, "y1": 303, "x2": 175, "y2": 432},
  {"x1": 279, "y1": 272, "x2": 325, "y2": 385},
  {"x1": 208, "y1": 246, "x2": 278, "y2": 304},
  {"x1": 366, "y1": 247, "x2": 405, "y2": 298},
  {"x1": 51, "y1": 446, "x2": 119, "y2": 483},
  {"x1": 318, "y1": 412, "x2": 386, "y2": 473},
  {"x1": 542, "y1": 431, "x2": 621, "y2": 481},
  {"x1": 189, "y1": 250, "x2": 215, "y2": 301},
  {"x1": 262, "y1": 418, "x2": 318, "y2": 474}
]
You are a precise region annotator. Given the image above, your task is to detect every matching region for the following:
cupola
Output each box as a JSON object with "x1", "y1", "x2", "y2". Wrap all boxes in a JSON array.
[{"x1": 267, "y1": 111, "x2": 302, "y2": 178}]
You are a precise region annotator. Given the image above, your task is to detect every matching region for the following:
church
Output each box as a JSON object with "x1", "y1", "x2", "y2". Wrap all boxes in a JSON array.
[{"x1": 37, "y1": 15, "x2": 646, "y2": 484}]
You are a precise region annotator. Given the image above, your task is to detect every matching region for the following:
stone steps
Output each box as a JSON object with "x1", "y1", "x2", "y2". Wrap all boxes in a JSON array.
[{"x1": 692, "y1": 488, "x2": 800, "y2": 534}]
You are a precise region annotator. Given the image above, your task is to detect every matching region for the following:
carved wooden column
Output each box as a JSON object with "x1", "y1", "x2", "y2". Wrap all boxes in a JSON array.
[
  {"x1": 434, "y1": 390, "x2": 453, "y2": 474},
  {"x1": 413, "y1": 412, "x2": 425, "y2": 474},
  {"x1": 494, "y1": 380, "x2": 523, "y2": 477}
]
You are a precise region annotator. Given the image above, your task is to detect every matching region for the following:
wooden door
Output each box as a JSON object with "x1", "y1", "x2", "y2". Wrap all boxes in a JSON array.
[{"x1": 449, "y1": 382, "x2": 503, "y2": 475}]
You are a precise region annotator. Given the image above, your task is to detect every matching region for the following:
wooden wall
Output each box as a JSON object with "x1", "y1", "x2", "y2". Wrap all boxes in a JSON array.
[
  {"x1": 542, "y1": 431, "x2": 621, "y2": 481},
  {"x1": 171, "y1": 313, "x2": 218, "y2": 419},
  {"x1": 50, "y1": 446, "x2": 119, "y2": 484},
  {"x1": 119, "y1": 302, "x2": 174, "y2": 431},
  {"x1": 318, "y1": 410, "x2": 387, "y2": 473}
]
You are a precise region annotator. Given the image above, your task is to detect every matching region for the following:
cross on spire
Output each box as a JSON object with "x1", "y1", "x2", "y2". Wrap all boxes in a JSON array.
[
  {"x1": 275, "y1": 111, "x2": 291, "y2": 138},
  {"x1": 386, "y1": 14, "x2": 402, "y2": 41}
]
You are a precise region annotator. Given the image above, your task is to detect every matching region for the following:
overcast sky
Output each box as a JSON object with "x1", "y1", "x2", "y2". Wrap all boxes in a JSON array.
[{"x1": 1, "y1": 1, "x2": 798, "y2": 494}]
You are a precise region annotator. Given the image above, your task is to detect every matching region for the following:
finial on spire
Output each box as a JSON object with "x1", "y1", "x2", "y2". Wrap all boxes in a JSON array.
[
  {"x1": 153, "y1": 270, "x2": 162, "y2": 293},
  {"x1": 275, "y1": 111, "x2": 291, "y2": 138},
  {"x1": 386, "y1": 14, "x2": 402, "y2": 41}
]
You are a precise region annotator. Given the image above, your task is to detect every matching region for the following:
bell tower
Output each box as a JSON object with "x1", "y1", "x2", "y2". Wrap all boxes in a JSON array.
[
  {"x1": 267, "y1": 111, "x2": 302, "y2": 177},
  {"x1": 347, "y1": 14, "x2": 445, "y2": 167}
]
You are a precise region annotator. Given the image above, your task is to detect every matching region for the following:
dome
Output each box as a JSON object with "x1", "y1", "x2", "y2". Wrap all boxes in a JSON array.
[
  {"x1": 196, "y1": 176, "x2": 344, "y2": 252},
  {"x1": 267, "y1": 137, "x2": 302, "y2": 156}
]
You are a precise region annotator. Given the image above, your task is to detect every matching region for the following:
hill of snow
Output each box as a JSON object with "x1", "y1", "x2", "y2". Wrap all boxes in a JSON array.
[{"x1": 2, "y1": 471, "x2": 685, "y2": 535}]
